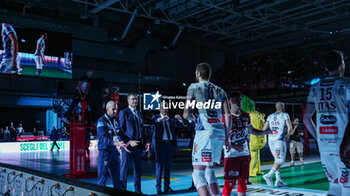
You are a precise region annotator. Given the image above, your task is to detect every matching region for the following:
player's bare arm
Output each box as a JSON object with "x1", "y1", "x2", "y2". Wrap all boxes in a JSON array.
[
  {"x1": 303, "y1": 103, "x2": 317, "y2": 139},
  {"x1": 223, "y1": 99, "x2": 232, "y2": 152},
  {"x1": 183, "y1": 98, "x2": 191, "y2": 120},
  {"x1": 340, "y1": 109, "x2": 350, "y2": 160},
  {"x1": 247, "y1": 124, "x2": 271, "y2": 136},
  {"x1": 262, "y1": 121, "x2": 270, "y2": 132}
]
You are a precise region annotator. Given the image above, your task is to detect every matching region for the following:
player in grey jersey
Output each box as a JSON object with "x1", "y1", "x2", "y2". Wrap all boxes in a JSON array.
[
  {"x1": 304, "y1": 50, "x2": 350, "y2": 196},
  {"x1": 183, "y1": 62, "x2": 231, "y2": 196}
]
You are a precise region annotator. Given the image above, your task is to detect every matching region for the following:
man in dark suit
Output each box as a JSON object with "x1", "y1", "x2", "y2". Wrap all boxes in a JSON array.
[
  {"x1": 151, "y1": 103, "x2": 184, "y2": 194},
  {"x1": 119, "y1": 92, "x2": 150, "y2": 193},
  {"x1": 50, "y1": 127, "x2": 60, "y2": 151}
]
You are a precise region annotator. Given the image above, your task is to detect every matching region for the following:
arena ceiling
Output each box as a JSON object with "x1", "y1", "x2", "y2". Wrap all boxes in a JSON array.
[{"x1": 3, "y1": 0, "x2": 350, "y2": 48}]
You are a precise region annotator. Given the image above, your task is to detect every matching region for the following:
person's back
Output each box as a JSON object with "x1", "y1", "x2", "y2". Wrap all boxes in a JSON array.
[
  {"x1": 50, "y1": 129, "x2": 57, "y2": 140},
  {"x1": 304, "y1": 50, "x2": 350, "y2": 195},
  {"x1": 307, "y1": 76, "x2": 350, "y2": 153},
  {"x1": 267, "y1": 111, "x2": 290, "y2": 142},
  {"x1": 187, "y1": 81, "x2": 226, "y2": 132},
  {"x1": 184, "y1": 62, "x2": 230, "y2": 196}
]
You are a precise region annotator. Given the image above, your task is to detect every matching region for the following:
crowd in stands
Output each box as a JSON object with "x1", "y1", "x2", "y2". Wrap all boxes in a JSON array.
[{"x1": 213, "y1": 38, "x2": 350, "y2": 97}]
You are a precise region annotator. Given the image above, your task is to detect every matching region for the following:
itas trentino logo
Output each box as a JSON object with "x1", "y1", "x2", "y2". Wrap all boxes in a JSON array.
[{"x1": 143, "y1": 91, "x2": 162, "y2": 110}]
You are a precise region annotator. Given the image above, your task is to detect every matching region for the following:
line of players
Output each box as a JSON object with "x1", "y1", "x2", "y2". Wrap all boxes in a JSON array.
[
  {"x1": 4, "y1": 20, "x2": 348, "y2": 195},
  {"x1": 185, "y1": 58, "x2": 350, "y2": 196},
  {"x1": 1, "y1": 23, "x2": 47, "y2": 76}
]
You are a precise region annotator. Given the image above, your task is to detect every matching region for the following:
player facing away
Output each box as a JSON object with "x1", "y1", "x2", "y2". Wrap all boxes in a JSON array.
[
  {"x1": 0, "y1": 23, "x2": 20, "y2": 74},
  {"x1": 34, "y1": 33, "x2": 47, "y2": 76},
  {"x1": 304, "y1": 50, "x2": 350, "y2": 196},
  {"x1": 222, "y1": 92, "x2": 271, "y2": 196},
  {"x1": 263, "y1": 102, "x2": 292, "y2": 187},
  {"x1": 183, "y1": 62, "x2": 231, "y2": 196}
]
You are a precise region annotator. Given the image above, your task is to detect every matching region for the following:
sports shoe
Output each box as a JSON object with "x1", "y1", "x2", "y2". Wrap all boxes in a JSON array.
[
  {"x1": 263, "y1": 174, "x2": 273, "y2": 186},
  {"x1": 275, "y1": 180, "x2": 287, "y2": 187}
]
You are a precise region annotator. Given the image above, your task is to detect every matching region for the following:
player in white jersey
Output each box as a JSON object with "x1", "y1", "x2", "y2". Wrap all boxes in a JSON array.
[
  {"x1": 263, "y1": 102, "x2": 292, "y2": 187},
  {"x1": 34, "y1": 33, "x2": 47, "y2": 76},
  {"x1": 304, "y1": 50, "x2": 350, "y2": 196},
  {"x1": 183, "y1": 62, "x2": 231, "y2": 196},
  {"x1": 0, "y1": 23, "x2": 20, "y2": 74}
]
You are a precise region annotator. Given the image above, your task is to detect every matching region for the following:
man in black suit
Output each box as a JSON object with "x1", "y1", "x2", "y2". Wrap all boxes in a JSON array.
[
  {"x1": 151, "y1": 103, "x2": 184, "y2": 194},
  {"x1": 119, "y1": 92, "x2": 150, "y2": 193}
]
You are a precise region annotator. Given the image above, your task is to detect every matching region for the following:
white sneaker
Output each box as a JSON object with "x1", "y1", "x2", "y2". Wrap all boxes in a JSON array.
[
  {"x1": 61, "y1": 117, "x2": 70, "y2": 124},
  {"x1": 263, "y1": 174, "x2": 273, "y2": 186},
  {"x1": 275, "y1": 180, "x2": 287, "y2": 187}
]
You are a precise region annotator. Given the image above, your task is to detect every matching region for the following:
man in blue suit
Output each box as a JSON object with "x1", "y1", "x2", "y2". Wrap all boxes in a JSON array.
[
  {"x1": 119, "y1": 92, "x2": 150, "y2": 193},
  {"x1": 97, "y1": 101, "x2": 139, "y2": 189},
  {"x1": 151, "y1": 103, "x2": 184, "y2": 194}
]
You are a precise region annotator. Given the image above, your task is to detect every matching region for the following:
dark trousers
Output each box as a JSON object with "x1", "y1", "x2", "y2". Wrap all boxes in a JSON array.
[
  {"x1": 50, "y1": 140, "x2": 60, "y2": 151},
  {"x1": 155, "y1": 141, "x2": 173, "y2": 191},
  {"x1": 97, "y1": 150, "x2": 121, "y2": 189},
  {"x1": 120, "y1": 146, "x2": 142, "y2": 192}
]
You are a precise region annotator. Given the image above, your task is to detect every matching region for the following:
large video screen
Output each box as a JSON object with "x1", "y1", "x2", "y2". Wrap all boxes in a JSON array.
[{"x1": 0, "y1": 23, "x2": 72, "y2": 79}]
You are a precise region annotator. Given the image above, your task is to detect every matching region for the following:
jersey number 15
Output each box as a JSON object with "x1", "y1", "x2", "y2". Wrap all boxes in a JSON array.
[{"x1": 320, "y1": 87, "x2": 332, "y2": 101}]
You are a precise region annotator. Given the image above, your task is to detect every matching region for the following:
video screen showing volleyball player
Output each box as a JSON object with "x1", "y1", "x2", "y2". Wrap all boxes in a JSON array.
[{"x1": 0, "y1": 23, "x2": 72, "y2": 79}]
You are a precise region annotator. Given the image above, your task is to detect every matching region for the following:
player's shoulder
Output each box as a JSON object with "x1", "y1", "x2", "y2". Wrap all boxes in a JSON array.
[
  {"x1": 188, "y1": 83, "x2": 197, "y2": 89},
  {"x1": 336, "y1": 77, "x2": 350, "y2": 85},
  {"x1": 281, "y1": 112, "x2": 290, "y2": 118},
  {"x1": 208, "y1": 81, "x2": 226, "y2": 94},
  {"x1": 266, "y1": 113, "x2": 273, "y2": 120}
]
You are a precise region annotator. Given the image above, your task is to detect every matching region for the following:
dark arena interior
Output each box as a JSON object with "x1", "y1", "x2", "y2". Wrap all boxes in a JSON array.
[{"x1": 1, "y1": 0, "x2": 350, "y2": 196}]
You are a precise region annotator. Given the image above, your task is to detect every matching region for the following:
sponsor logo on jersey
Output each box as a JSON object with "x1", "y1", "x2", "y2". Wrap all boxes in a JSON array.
[
  {"x1": 318, "y1": 101, "x2": 336, "y2": 112},
  {"x1": 229, "y1": 129, "x2": 248, "y2": 142},
  {"x1": 228, "y1": 170, "x2": 240, "y2": 177},
  {"x1": 320, "y1": 115, "x2": 337, "y2": 124},
  {"x1": 202, "y1": 157, "x2": 212, "y2": 162},
  {"x1": 201, "y1": 151, "x2": 212, "y2": 157},
  {"x1": 207, "y1": 118, "x2": 221, "y2": 124},
  {"x1": 271, "y1": 121, "x2": 280, "y2": 126},
  {"x1": 275, "y1": 149, "x2": 281, "y2": 157},
  {"x1": 320, "y1": 126, "x2": 338, "y2": 134}
]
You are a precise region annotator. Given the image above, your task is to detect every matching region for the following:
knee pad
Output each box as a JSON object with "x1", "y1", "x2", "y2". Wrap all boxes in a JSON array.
[
  {"x1": 237, "y1": 179, "x2": 247, "y2": 193},
  {"x1": 205, "y1": 168, "x2": 217, "y2": 185},
  {"x1": 192, "y1": 169, "x2": 207, "y2": 189}
]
